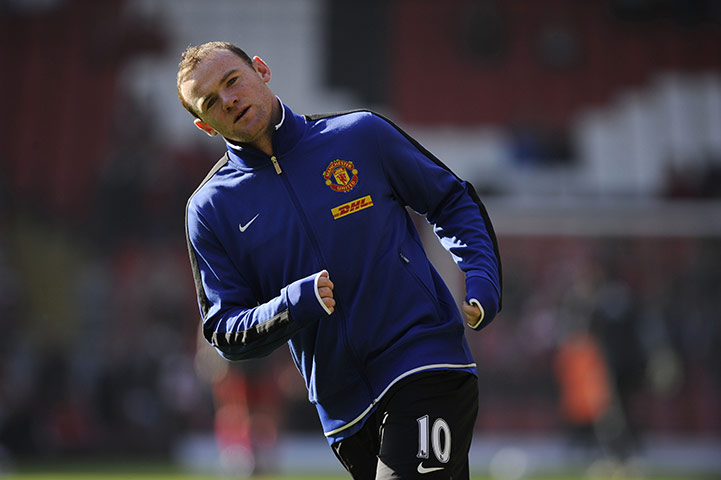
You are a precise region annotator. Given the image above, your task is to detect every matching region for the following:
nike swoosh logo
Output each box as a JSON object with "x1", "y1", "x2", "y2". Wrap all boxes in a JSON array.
[
  {"x1": 417, "y1": 463, "x2": 444, "y2": 474},
  {"x1": 239, "y1": 214, "x2": 259, "y2": 232}
]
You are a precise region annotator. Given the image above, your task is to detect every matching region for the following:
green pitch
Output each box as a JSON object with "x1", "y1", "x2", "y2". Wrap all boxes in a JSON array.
[
  {"x1": 2, "y1": 471, "x2": 717, "y2": 480},
  {"x1": 3, "y1": 475, "x2": 717, "y2": 480},
  {"x1": 3, "y1": 460, "x2": 717, "y2": 480}
]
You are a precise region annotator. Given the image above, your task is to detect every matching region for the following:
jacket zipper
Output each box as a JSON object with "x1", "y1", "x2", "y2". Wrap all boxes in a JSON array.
[
  {"x1": 270, "y1": 155, "x2": 282, "y2": 174},
  {"x1": 274, "y1": 162, "x2": 374, "y2": 398}
]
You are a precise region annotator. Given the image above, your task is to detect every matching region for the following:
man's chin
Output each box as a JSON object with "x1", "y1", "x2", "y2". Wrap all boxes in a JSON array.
[
  {"x1": 222, "y1": 128, "x2": 249, "y2": 144},
  {"x1": 223, "y1": 135, "x2": 246, "y2": 146}
]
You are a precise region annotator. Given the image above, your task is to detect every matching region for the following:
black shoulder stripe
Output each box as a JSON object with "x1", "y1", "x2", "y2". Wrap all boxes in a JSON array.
[
  {"x1": 187, "y1": 152, "x2": 232, "y2": 203},
  {"x1": 304, "y1": 109, "x2": 371, "y2": 121},
  {"x1": 307, "y1": 110, "x2": 502, "y2": 308},
  {"x1": 185, "y1": 153, "x2": 232, "y2": 319}
]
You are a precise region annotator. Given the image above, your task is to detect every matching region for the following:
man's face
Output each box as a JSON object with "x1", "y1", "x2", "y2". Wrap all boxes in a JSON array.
[{"x1": 180, "y1": 49, "x2": 277, "y2": 145}]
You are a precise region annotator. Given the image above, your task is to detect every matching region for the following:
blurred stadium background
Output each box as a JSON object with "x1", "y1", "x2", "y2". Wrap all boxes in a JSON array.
[{"x1": 0, "y1": 0, "x2": 720, "y2": 478}]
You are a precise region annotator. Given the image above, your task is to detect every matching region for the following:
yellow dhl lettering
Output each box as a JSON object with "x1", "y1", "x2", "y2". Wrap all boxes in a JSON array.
[{"x1": 331, "y1": 195, "x2": 374, "y2": 219}]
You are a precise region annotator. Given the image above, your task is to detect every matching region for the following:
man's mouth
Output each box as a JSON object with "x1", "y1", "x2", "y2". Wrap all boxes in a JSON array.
[{"x1": 235, "y1": 106, "x2": 250, "y2": 123}]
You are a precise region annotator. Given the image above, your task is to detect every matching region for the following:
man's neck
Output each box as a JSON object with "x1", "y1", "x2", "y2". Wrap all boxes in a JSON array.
[{"x1": 226, "y1": 97, "x2": 285, "y2": 157}]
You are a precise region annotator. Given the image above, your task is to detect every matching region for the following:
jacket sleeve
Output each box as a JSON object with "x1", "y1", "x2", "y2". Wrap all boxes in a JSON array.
[
  {"x1": 369, "y1": 113, "x2": 502, "y2": 328},
  {"x1": 186, "y1": 204, "x2": 330, "y2": 360}
]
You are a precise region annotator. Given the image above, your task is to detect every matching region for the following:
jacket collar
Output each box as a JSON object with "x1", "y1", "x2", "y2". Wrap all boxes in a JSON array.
[{"x1": 225, "y1": 97, "x2": 306, "y2": 170}]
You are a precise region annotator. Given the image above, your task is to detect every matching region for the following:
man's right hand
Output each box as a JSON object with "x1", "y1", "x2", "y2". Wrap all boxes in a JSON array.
[{"x1": 317, "y1": 270, "x2": 335, "y2": 314}]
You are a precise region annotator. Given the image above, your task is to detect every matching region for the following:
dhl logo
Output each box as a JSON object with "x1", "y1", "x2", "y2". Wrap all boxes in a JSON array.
[{"x1": 331, "y1": 195, "x2": 374, "y2": 219}]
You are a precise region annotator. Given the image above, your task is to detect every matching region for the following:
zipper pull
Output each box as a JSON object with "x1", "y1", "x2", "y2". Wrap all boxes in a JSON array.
[{"x1": 270, "y1": 155, "x2": 282, "y2": 175}]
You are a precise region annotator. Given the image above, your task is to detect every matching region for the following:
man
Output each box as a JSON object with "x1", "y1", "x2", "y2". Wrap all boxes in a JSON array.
[{"x1": 177, "y1": 41, "x2": 502, "y2": 479}]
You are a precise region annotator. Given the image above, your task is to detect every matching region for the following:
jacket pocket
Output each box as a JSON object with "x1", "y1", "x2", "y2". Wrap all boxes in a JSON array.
[{"x1": 398, "y1": 251, "x2": 444, "y2": 320}]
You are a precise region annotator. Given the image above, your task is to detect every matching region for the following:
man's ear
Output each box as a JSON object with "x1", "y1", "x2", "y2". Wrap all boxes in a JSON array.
[
  {"x1": 194, "y1": 118, "x2": 218, "y2": 137},
  {"x1": 252, "y1": 56, "x2": 271, "y2": 84}
]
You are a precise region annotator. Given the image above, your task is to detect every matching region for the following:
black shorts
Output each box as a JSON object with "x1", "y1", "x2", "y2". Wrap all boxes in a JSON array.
[{"x1": 331, "y1": 370, "x2": 479, "y2": 479}]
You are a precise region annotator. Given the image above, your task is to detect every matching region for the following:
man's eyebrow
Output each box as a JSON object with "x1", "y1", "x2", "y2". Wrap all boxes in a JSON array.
[
  {"x1": 199, "y1": 69, "x2": 239, "y2": 110},
  {"x1": 219, "y1": 68, "x2": 238, "y2": 85}
]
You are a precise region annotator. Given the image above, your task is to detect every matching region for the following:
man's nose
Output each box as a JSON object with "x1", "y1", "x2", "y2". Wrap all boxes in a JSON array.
[{"x1": 221, "y1": 92, "x2": 237, "y2": 111}]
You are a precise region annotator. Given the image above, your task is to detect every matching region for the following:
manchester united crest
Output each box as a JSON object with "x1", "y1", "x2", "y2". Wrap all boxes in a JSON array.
[{"x1": 323, "y1": 159, "x2": 358, "y2": 192}]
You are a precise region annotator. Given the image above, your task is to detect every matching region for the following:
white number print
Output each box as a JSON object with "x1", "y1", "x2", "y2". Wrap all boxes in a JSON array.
[{"x1": 416, "y1": 415, "x2": 451, "y2": 463}]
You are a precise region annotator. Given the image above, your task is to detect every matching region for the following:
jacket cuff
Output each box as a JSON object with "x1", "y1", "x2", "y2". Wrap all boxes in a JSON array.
[
  {"x1": 465, "y1": 276, "x2": 499, "y2": 330},
  {"x1": 285, "y1": 271, "x2": 332, "y2": 325}
]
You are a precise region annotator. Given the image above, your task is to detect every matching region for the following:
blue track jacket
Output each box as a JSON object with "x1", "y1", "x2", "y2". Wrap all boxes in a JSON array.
[{"x1": 185, "y1": 103, "x2": 502, "y2": 443}]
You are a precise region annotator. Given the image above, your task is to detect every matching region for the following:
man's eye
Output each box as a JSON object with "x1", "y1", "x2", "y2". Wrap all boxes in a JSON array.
[
  {"x1": 227, "y1": 77, "x2": 237, "y2": 86},
  {"x1": 207, "y1": 98, "x2": 216, "y2": 109}
]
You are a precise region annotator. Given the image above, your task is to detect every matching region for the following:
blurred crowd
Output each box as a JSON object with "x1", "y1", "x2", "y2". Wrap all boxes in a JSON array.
[
  {"x1": 0, "y1": 0, "x2": 719, "y2": 473},
  {"x1": 468, "y1": 236, "x2": 721, "y2": 451}
]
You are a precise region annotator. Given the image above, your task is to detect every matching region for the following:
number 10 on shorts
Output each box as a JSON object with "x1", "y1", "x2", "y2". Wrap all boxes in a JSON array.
[{"x1": 416, "y1": 415, "x2": 451, "y2": 463}]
